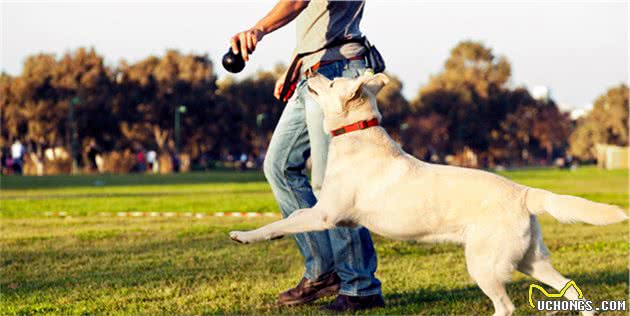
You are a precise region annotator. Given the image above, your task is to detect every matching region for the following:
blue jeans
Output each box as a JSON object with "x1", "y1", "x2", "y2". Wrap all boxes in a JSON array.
[{"x1": 263, "y1": 59, "x2": 381, "y2": 297}]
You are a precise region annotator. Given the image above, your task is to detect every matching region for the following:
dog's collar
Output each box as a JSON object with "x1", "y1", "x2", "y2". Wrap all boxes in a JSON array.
[{"x1": 331, "y1": 118, "x2": 379, "y2": 137}]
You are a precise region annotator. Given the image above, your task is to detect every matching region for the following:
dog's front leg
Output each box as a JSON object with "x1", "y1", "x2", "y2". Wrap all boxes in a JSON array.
[{"x1": 229, "y1": 208, "x2": 333, "y2": 244}]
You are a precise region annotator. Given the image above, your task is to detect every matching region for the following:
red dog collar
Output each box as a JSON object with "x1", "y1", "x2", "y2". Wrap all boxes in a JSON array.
[{"x1": 331, "y1": 118, "x2": 379, "y2": 137}]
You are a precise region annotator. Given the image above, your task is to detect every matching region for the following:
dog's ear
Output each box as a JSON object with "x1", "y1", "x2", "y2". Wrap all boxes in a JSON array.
[
  {"x1": 363, "y1": 73, "x2": 389, "y2": 96},
  {"x1": 306, "y1": 73, "x2": 331, "y2": 99},
  {"x1": 347, "y1": 73, "x2": 390, "y2": 101}
]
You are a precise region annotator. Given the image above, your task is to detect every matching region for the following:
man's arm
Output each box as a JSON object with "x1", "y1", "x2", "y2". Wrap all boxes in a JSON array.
[{"x1": 230, "y1": 0, "x2": 309, "y2": 61}]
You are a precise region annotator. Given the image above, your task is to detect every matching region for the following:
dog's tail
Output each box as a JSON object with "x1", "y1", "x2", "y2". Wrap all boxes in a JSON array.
[{"x1": 525, "y1": 188, "x2": 628, "y2": 225}]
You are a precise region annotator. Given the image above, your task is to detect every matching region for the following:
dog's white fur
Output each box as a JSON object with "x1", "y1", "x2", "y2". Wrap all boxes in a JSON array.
[{"x1": 230, "y1": 73, "x2": 628, "y2": 316}]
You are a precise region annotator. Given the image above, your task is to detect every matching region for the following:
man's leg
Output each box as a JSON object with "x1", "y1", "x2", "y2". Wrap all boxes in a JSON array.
[
  {"x1": 303, "y1": 60, "x2": 383, "y2": 303},
  {"x1": 263, "y1": 87, "x2": 339, "y2": 305}
]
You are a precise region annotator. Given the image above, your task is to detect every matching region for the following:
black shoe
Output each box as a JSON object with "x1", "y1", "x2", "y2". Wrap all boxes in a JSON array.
[{"x1": 323, "y1": 294, "x2": 385, "y2": 311}]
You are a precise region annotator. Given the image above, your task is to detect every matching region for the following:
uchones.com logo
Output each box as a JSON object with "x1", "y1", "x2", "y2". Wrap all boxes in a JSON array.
[{"x1": 528, "y1": 280, "x2": 627, "y2": 312}]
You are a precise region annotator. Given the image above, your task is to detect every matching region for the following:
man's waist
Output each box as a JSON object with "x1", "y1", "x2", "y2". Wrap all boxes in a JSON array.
[
  {"x1": 299, "y1": 42, "x2": 366, "y2": 74},
  {"x1": 303, "y1": 55, "x2": 365, "y2": 78}
]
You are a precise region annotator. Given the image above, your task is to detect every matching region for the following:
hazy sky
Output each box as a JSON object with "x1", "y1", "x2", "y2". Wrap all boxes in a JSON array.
[{"x1": 2, "y1": 1, "x2": 628, "y2": 110}]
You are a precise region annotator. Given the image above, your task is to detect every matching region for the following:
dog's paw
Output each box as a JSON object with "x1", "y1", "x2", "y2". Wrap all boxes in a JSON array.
[{"x1": 229, "y1": 231, "x2": 250, "y2": 244}]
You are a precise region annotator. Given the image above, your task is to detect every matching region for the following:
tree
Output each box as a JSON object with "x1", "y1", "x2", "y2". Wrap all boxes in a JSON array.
[
  {"x1": 215, "y1": 66, "x2": 284, "y2": 158},
  {"x1": 113, "y1": 50, "x2": 218, "y2": 158},
  {"x1": 401, "y1": 112, "x2": 449, "y2": 161},
  {"x1": 494, "y1": 88, "x2": 572, "y2": 165},
  {"x1": 414, "y1": 41, "x2": 512, "y2": 157},
  {"x1": 569, "y1": 84, "x2": 629, "y2": 160},
  {"x1": 52, "y1": 48, "x2": 118, "y2": 157},
  {"x1": 0, "y1": 49, "x2": 115, "y2": 163},
  {"x1": 374, "y1": 74, "x2": 409, "y2": 140},
  {"x1": 408, "y1": 41, "x2": 573, "y2": 166},
  {"x1": 1, "y1": 54, "x2": 63, "y2": 149}
]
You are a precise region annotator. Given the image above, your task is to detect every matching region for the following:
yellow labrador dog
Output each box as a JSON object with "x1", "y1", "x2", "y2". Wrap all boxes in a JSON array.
[{"x1": 230, "y1": 73, "x2": 627, "y2": 316}]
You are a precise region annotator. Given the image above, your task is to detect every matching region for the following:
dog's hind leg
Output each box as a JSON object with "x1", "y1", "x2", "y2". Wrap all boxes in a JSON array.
[
  {"x1": 517, "y1": 216, "x2": 594, "y2": 316},
  {"x1": 229, "y1": 207, "x2": 334, "y2": 244},
  {"x1": 466, "y1": 257, "x2": 516, "y2": 315},
  {"x1": 465, "y1": 230, "x2": 518, "y2": 316}
]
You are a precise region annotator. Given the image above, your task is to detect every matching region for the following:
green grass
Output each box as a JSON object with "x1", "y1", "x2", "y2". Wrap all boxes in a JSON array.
[
  {"x1": 0, "y1": 166, "x2": 628, "y2": 315},
  {"x1": 0, "y1": 171, "x2": 276, "y2": 217}
]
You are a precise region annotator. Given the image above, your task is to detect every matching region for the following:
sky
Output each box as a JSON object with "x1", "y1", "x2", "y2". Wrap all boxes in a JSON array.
[{"x1": 1, "y1": 1, "x2": 628, "y2": 111}]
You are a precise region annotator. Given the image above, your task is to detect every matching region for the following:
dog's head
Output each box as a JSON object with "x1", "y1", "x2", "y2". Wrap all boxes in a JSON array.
[{"x1": 306, "y1": 72, "x2": 389, "y2": 134}]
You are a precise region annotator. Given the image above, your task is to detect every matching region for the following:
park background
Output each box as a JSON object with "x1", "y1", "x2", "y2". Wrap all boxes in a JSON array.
[
  {"x1": 1, "y1": 1, "x2": 628, "y2": 174},
  {"x1": 1, "y1": 1, "x2": 629, "y2": 315}
]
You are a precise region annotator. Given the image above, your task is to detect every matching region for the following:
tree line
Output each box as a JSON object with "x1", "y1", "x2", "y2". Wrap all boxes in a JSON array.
[{"x1": 0, "y1": 41, "x2": 627, "y2": 174}]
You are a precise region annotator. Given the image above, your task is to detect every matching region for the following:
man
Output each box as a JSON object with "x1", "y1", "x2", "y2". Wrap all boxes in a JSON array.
[
  {"x1": 229, "y1": 0, "x2": 384, "y2": 311},
  {"x1": 10, "y1": 139, "x2": 24, "y2": 175}
]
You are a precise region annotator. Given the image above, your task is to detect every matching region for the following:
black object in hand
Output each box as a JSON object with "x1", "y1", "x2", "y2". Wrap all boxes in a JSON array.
[{"x1": 222, "y1": 48, "x2": 245, "y2": 73}]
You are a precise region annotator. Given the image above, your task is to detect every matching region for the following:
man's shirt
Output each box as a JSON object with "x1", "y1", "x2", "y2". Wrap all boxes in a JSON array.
[{"x1": 295, "y1": 0, "x2": 366, "y2": 72}]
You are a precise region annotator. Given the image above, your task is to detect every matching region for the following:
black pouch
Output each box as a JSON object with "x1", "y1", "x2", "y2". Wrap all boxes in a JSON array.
[{"x1": 363, "y1": 37, "x2": 386, "y2": 73}]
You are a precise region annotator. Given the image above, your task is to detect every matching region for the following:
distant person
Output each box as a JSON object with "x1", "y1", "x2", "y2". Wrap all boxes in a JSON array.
[
  {"x1": 86, "y1": 141, "x2": 100, "y2": 172},
  {"x1": 136, "y1": 150, "x2": 146, "y2": 172},
  {"x1": 564, "y1": 154, "x2": 574, "y2": 169},
  {"x1": 239, "y1": 152, "x2": 247, "y2": 171},
  {"x1": 245, "y1": 155, "x2": 255, "y2": 169},
  {"x1": 147, "y1": 150, "x2": 157, "y2": 173},
  {"x1": 255, "y1": 148, "x2": 266, "y2": 169},
  {"x1": 171, "y1": 152, "x2": 180, "y2": 173},
  {"x1": 229, "y1": 0, "x2": 384, "y2": 311},
  {"x1": 10, "y1": 140, "x2": 24, "y2": 175}
]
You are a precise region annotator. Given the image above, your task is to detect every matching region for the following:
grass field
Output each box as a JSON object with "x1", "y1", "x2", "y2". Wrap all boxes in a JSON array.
[{"x1": 1, "y1": 166, "x2": 628, "y2": 315}]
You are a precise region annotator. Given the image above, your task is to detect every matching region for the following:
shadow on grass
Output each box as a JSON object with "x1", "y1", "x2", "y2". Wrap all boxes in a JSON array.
[
  {"x1": 3, "y1": 231, "x2": 628, "y2": 312},
  {"x1": 178, "y1": 268, "x2": 629, "y2": 315},
  {"x1": 381, "y1": 270, "x2": 628, "y2": 316},
  {"x1": 1, "y1": 230, "x2": 293, "y2": 293}
]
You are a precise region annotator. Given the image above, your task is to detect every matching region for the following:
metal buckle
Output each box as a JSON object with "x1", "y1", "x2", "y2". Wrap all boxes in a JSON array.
[{"x1": 332, "y1": 128, "x2": 345, "y2": 136}]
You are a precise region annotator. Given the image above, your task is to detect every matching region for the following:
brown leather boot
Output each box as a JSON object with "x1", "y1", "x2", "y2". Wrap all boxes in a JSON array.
[{"x1": 277, "y1": 272, "x2": 340, "y2": 306}]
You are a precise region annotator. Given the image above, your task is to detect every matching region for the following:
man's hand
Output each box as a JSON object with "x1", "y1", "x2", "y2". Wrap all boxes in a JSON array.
[
  {"x1": 274, "y1": 76, "x2": 285, "y2": 100},
  {"x1": 273, "y1": 59, "x2": 301, "y2": 100},
  {"x1": 228, "y1": 1, "x2": 309, "y2": 63},
  {"x1": 230, "y1": 26, "x2": 265, "y2": 62}
]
